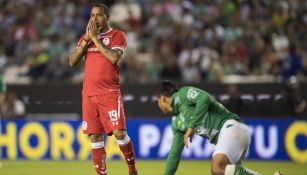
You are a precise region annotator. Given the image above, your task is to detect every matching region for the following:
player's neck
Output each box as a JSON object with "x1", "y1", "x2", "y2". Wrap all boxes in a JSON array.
[{"x1": 100, "y1": 24, "x2": 111, "y2": 34}]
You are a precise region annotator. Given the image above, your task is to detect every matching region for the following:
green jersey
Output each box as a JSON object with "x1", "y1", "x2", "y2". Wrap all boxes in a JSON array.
[{"x1": 164, "y1": 86, "x2": 242, "y2": 175}]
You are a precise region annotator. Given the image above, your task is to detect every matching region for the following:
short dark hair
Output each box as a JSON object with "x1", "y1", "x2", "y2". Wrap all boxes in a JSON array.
[
  {"x1": 157, "y1": 80, "x2": 178, "y2": 97},
  {"x1": 92, "y1": 3, "x2": 110, "y2": 18}
]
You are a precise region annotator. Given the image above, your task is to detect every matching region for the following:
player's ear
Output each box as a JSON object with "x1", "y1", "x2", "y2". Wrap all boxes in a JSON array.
[{"x1": 105, "y1": 13, "x2": 110, "y2": 20}]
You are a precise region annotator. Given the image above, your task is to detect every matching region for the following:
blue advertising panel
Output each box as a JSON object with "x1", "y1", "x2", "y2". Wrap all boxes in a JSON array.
[{"x1": 0, "y1": 118, "x2": 306, "y2": 163}]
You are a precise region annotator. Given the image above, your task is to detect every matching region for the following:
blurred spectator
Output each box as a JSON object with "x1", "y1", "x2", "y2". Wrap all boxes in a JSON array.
[
  {"x1": 177, "y1": 42, "x2": 202, "y2": 83},
  {"x1": 0, "y1": 0, "x2": 306, "y2": 84},
  {"x1": 24, "y1": 46, "x2": 49, "y2": 80},
  {"x1": 0, "y1": 91, "x2": 26, "y2": 120},
  {"x1": 222, "y1": 40, "x2": 249, "y2": 75},
  {"x1": 160, "y1": 59, "x2": 181, "y2": 81},
  {"x1": 159, "y1": 41, "x2": 181, "y2": 81},
  {"x1": 278, "y1": 77, "x2": 306, "y2": 117},
  {"x1": 0, "y1": 48, "x2": 8, "y2": 72},
  {"x1": 197, "y1": 42, "x2": 223, "y2": 82},
  {"x1": 224, "y1": 84, "x2": 245, "y2": 115},
  {"x1": 0, "y1": 76, "x2": 6, "y2": 115},
  {"x1": 281, "y1": 45, "x2": 304, "y2": 80},
  {"x1": 259, "y1": 44, "x2": 281, "y2": 76},
  {"x1": 272, "y1": 2, "x2": 289, "y2": 30},
  {"x1": 302, "y1": 49, "x2": 307, "y2": 78}
]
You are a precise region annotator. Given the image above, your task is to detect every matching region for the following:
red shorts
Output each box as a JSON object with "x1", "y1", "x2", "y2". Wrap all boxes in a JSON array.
[{"x1": 82, "y1": 93, "x2": 126, "y2": 135}]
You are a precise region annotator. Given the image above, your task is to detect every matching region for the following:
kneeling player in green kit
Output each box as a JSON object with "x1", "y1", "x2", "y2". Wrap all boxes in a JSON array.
[{"x1": 156, "y1": 80, "x2": 283, "y2": 175}]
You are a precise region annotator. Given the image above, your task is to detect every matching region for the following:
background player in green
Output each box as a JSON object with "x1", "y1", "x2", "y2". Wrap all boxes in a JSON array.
[{"x1": 156, "y1": 80, "x2": 283, "y2": 175}]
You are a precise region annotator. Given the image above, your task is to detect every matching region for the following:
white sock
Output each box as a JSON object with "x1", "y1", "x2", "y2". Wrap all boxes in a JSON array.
[
  {"x1": 117, "y1": 135, "x2": 130, "y2": 146},
  {"x1": 91, "y1": 141, "x2": 104, "y2": 149},
  {"x1": 225, "y1": 165, "x2": 235, "y2": 175}
]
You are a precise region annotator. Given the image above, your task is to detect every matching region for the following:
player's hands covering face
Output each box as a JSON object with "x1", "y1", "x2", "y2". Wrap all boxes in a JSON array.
[
  {"x1": 83, "y1": 21, "x2": 91, "y2": 42},
  {"x1": 87, "y1": 20, "x2": 99, "y2": 40}
]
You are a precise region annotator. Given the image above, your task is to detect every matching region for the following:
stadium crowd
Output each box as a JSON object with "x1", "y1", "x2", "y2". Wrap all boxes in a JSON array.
[{"x1": 0, "y1": 0, "x2": 306, "y2": 84}]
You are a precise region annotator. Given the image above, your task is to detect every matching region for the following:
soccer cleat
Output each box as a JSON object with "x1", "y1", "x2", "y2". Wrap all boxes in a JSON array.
[
  {"x1": 273, "y1": 172, "x2": 284, "y2": 175},
  {"x1": 129, "y1": 171, "x2": 138, "y2": 175}
]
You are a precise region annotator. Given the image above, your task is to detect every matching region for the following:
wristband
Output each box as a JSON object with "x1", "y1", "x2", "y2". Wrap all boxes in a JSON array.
[{"x1": 81, "y1": 40, "x2": 88, "y2": 47}]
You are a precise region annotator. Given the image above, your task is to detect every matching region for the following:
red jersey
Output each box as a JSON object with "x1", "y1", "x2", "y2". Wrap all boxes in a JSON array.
[{"x1": 77, "y1": 28, "x2": 127, "y2": 97}]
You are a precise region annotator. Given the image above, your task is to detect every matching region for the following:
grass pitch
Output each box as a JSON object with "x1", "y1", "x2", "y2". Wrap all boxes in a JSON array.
[{"x1": 0, "y1": 160, "x2": 306, "y2": 175}]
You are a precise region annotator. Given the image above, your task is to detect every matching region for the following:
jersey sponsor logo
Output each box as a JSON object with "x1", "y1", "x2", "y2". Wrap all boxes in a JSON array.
[
  {"x1": 82, "y1": 121, "x2": 88, "y2": 130},
  {"x1": 103, "y1": 38, "x2": 110, "y2": 46},
  {"x1": 187, "y1": 88, "x2": 199, "y2": 100},
  {"x1": 87, "y1": 47, "x2": 99, "y2": 52}
]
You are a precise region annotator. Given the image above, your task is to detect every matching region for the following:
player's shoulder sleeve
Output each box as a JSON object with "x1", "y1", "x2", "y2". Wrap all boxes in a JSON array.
[{"x1": 111, "y1": 29, "x2": 127, "y2": 53}]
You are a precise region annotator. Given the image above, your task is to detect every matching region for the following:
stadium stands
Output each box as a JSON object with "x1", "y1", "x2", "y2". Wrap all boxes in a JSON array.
[{"x1": 0, "y1": 0, "x2": 306, "y2": 84}]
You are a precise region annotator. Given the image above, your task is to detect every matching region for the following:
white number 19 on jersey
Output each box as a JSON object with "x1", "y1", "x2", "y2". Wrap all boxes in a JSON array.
[{"x1": 108, "y1": 110, "x2": 119, "y2": 126}]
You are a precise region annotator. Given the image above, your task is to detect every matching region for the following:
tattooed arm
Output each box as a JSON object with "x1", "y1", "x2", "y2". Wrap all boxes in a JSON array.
[
  {"x1": 91, "y1": 37, "x2": 123, "y2": 65},
  {"x1": 69, "y1": 20, "x2": 91, "y2": 67},
  {"x1": 68, "y1": 41, "x2": 88, "y2": 67}
]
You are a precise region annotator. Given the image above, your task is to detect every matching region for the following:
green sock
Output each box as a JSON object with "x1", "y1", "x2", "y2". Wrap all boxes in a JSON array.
[{"x1": 225, "y1": 165, "x2": 262, "y2": 175}]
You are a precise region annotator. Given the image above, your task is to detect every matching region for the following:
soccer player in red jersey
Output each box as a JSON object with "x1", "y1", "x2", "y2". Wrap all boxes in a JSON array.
[{"x1": 68, "y1": 3, "x2": 137, "y2": 175}]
